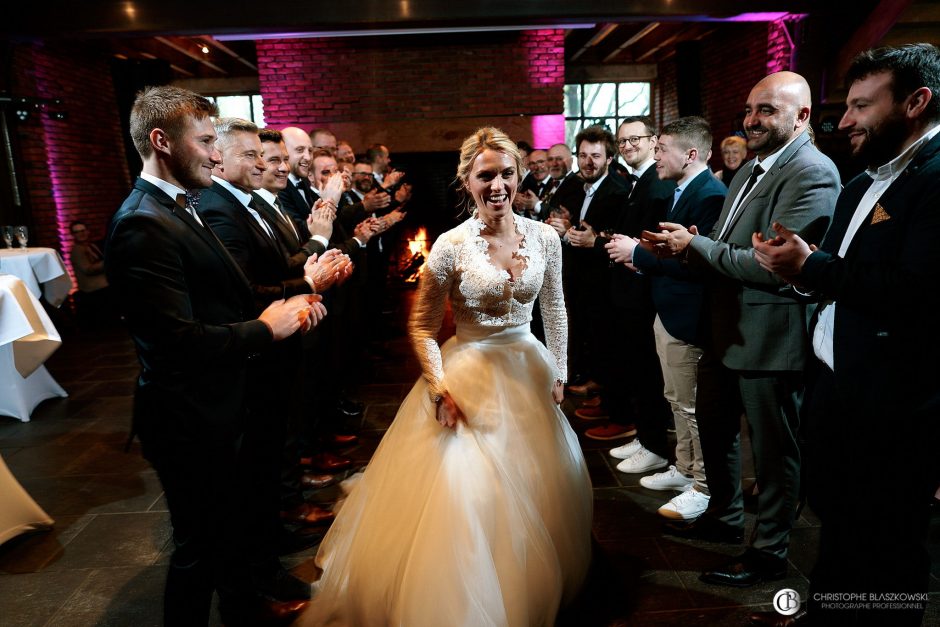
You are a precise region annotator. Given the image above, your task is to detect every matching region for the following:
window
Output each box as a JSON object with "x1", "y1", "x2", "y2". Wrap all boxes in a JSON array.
[
  {"x1": 564, "y1": 82, "x2": 650, "y2": 149},
  {"x1": 208, "y1": 94, "x2": 265, "y2": 127}
]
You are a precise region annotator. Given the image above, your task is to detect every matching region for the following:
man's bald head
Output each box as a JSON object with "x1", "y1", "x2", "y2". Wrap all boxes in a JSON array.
[
  {"x1": 281, "y1": 126, "x2": 313, "y2": 179},
  {"x1": 743, "y1": 71, "x2": 813, "y2": 158}
]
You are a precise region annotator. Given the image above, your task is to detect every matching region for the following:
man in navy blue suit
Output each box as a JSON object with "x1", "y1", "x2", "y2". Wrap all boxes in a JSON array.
[
  {"x1": 753, "y1": 43, "x2": 940, "y2": 627},
  {"x1": 607, "y1": 116, "x2": 726, "y2": 521}
]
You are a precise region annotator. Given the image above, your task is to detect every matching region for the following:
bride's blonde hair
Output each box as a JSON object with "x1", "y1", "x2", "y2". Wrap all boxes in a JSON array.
[{"x1": 456, "y1": 127, "x2": 524, "y2": 186}]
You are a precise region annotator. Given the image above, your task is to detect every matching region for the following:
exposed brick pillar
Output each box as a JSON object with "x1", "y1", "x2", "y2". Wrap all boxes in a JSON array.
[{"x1": 10, "y1": 42, "x2": 131, "y2": 283}]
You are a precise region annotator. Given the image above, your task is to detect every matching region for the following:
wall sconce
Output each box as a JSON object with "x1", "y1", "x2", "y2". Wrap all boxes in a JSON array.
[{"x1": 0, "y1": 96, "x2": 67, "y2": 124}]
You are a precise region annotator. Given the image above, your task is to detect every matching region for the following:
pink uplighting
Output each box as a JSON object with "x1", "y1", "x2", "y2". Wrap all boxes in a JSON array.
[{"x1": 531, "y1": 115, "x2": 565, "y2": 149}]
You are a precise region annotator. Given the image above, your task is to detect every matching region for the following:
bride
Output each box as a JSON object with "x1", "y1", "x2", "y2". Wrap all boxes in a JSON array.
[{"x1": 302, "y1": 127, "x2": 593, "y2": 626}]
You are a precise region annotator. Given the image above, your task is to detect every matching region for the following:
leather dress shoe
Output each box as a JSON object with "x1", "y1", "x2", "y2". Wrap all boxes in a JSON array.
[
  {"x1": 748, "y1": 607, "x2": 808, "y2": 626},
  {"x1": 276, "y1": 526, "x2": 324, "y2": 555},
  {"x1": 252, "y1": 566, "x2": 312, "y2": 601},
  {"x1": 700, "y1": 549, "x2": 788, "y2": 588},
  {"x1": 300, "y1": 451, "x2": 353, "y2": 473},
  {"x1": 300, "y1": 472, "x2": 337, "y2": 490},
  {"x1": 325, "y1": 433, "x2": 359, "y2": 448},
  {"x1": 281, "y1": 502, "x2": 336, "y2": 527},
  {"x1": 220, "y1": 597, "x2": 309, "y2": 626},
  {"x1": 336, "y1": 397, "x2": 364, "y2": 417},
  {"x1": 566, "y1": 379, "x2": 602, "y2": 396},
  {"x1": 663, "y1": 516, "x2": 744, "y2": 544}
]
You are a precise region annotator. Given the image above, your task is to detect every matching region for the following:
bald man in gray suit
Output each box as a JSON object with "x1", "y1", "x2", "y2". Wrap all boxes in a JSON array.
[{"x1": 645, "y1": 71, "x2": 841, "y2": 587}]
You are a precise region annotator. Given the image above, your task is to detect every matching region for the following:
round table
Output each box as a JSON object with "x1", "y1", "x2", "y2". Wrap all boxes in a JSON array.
[{"x1": 0, "y1": 247, "x2": 73, "y2": 307}]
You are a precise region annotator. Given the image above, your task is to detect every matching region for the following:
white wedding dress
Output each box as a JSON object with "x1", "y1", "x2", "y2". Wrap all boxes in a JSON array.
[{"x1": 301, "y1": 213, "x2": 593, "y2": 626}]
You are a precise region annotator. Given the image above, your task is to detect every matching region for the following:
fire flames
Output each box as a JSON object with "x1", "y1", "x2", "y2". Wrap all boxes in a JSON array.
[{"x1": 402, "y1": 227, "x2": 431, "y2": 282}]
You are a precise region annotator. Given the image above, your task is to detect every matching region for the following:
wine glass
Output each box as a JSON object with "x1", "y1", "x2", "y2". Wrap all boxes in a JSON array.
[
  {"x1": 2, "y1": 226, "x2": 13, "y2": 248},
  {"x1": 14, "y1": 225, "x2": 28, "y2": 248}
]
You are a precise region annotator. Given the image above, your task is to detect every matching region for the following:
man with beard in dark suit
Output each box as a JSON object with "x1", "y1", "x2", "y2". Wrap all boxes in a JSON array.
[
  {"x1": 105, "y1": 87, "x2": 322, "y2": 626},
  {"x1": 556, "y1": 125, "x2": 630, "y2": 421},
  {"x1": 752, "y1": 44, "x2": 940, "y2": 626}
]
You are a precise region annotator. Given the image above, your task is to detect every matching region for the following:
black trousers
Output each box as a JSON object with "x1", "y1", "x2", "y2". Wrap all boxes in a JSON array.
[
  {"x1": 143, "y1": 433, "x2": 247, "y2": 626},
  {"x1": 805, "y1": 364, "x2": 932, "y2": 626},
  {"x1": 602, "y1": 304, "x2": 670, "y2": 457}
]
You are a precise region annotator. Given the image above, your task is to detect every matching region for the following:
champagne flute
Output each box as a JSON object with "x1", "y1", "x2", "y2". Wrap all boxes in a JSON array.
[
  {"x1": 14, "y1": 225, "x2": 28, "y2": 248},
  {"x1": 2, "y1": 226, "x2": 13, "y2": 248}
]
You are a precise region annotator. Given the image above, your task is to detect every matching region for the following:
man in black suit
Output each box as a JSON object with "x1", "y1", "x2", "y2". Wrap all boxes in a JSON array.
[
  {"x1": 580, "y1": 117, "x2": 675, "y2": 449},
  {"x1": 556, "y1": 126, "x2": 630, "y2": 410},
  {"x1": 607, "y1": 117, "x2": 726, "y2": 520},
  {"x1": 196, "y1": 117, "x2": 338, "y2": 604},
  {"x1": 279, "y1": 126, "x2": 330, "y2": 247},
  {"x1": 105, "y1": 87, "x2": 322, "y2": 625},
  {"x1": 753, "y1": 44, "x2": 940, "y2": 626},
  {"x1": 646, "y1": 72, "x2": 840, "y2": 588}
]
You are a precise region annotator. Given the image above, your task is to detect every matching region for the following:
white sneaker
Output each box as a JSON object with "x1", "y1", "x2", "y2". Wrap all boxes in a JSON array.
[
  {"x1": 639, "y1": 465, "x2": 694, "y2": 491},
  {"x1": 615, "y1": 447, "x2": 668, "y2": 473},
  {"x1": 657, "y1": 488, "x2": 710, "y2": 520},
  {"x1": 609, "y1": 439, "x2": 644, "y2": 460}
]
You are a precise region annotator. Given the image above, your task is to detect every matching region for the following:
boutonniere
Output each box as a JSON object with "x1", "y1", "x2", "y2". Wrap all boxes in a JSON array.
[{"x1": 870, "y1": 202, "x2": 891, "y2": 225}]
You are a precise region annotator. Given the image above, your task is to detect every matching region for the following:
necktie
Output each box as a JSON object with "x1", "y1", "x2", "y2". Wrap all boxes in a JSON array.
[
  {"x1": 538, "y1": 179, "x2": 556, "y2": 201},
  {"x1": 247, "y1": 198, "x2": 277, "y2": 241},
  {"x1": 718, "y1": 164, "x2": 764, "y2": 239},
  {"x1": 627, "y1": 173, "x2": 639, "y2": 197},
  {"x1": 273, "y1": 197, "x2": 298, "y2": 239}
]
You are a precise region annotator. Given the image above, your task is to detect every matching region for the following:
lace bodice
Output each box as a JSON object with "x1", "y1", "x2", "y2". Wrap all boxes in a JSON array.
[{"x1": 409, "y1": 213, "x2": 568, "y2": 400}]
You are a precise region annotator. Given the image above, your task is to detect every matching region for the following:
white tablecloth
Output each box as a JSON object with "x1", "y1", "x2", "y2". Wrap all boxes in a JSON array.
[
  {"x1": 0, "y1": 275, "x2": 68, "y2": 421},
  {"x1": 0, "y1": 453, "x2": 54, "y2": 545},
  {"x1": 0, "y1": 247, "x2": 73, "y2": 307}
]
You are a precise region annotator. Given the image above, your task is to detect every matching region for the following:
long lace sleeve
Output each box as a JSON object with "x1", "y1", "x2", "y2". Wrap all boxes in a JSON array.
[
  {"x1": 537, "y1": 223, "x2": 568, "y2": 382},
  {"x1": 408, "y1": 236, "x2": 456, "y2": 401}
]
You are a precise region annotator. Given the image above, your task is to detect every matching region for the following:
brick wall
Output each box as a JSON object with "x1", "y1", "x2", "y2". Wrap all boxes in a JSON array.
[
  {"x1": 256, "y1": 30, "x2": 565, "y2": 151},
  {"x1": 11, "y1": 42, "x2": 131, "y2": 281},
  {"x1": 657, "y1": 23, "x2": 772, "y2": 171}
]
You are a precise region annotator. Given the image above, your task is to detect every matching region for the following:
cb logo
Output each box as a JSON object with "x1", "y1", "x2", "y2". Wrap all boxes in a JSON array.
[{"x1": 773, "y1": 588, "x2": 801, "y2": 616}]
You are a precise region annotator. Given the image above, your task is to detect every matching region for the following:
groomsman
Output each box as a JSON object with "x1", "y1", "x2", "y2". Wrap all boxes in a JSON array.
[
  {"x1": 106, "y1": 87, "x2": 320, "y2": 625},
  {"x1": 752, "y1": 44, "x2": 940, "y2": 626},
  {"x1": 606, "y1": 116, "x2": 726, "y2": 521}
]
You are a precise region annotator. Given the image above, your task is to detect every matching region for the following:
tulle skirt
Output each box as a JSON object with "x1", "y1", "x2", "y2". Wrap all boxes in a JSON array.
[{"x1": 300, "y1": 323, "x2": 593, "y2": 627}]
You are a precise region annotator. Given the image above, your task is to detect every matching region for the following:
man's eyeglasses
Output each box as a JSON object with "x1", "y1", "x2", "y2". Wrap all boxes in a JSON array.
[{"x1": 617, "y1": 135, "x2": 653, "y2": 147}]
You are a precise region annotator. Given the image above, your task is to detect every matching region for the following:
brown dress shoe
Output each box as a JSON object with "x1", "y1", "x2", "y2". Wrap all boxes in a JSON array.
[
  {"x1": 300, "y1": 452, "x2": 353, "y2": 472},
  {"x1": 566, "y1": 380, "x2": 603, "y2": 396},
  {"x1": 281, "y1": 502, "x2": 336, "y2": 527},
  {"x1": 300, "y1": 472, "x2": 337, "y2": 490},
  {"x1": 581, "y1": 396, "x2": 603, "y2": 408}
]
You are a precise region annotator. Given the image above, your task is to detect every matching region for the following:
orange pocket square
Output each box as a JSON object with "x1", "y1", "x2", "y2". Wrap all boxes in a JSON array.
[{"x1": 870, "y1": 202, "x2": 891, "y2": 225}]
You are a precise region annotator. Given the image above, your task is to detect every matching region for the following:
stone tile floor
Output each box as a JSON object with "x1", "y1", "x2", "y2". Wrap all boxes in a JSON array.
[{"x1": 1, "y1": 294, "x2": 937, "y2": 626}]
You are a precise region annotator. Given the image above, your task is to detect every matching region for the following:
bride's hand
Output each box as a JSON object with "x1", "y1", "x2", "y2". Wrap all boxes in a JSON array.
[
  {"x1": 436, "y1": 392, "x2": 466, "y2": 429},
  {"x1": 552, "y1": 380, "x2": 564, "y2": 405}
]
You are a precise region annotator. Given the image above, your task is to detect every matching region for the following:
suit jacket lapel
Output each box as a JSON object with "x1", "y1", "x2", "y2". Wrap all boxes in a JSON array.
[
  {"x1": 668, "y1": 169, "x2": 708, "y2": 221},
  {"x1": 720, "y1": 132, "x2": 812, "y2": 239},
  {"x1": 134, "y1": 179, "x2": 253, "y2": 295}
]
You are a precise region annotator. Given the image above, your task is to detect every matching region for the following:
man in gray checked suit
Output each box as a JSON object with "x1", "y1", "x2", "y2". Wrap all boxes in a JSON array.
[{"x1": 644, "y1": 71, "x2": 841, "y2": 587}]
